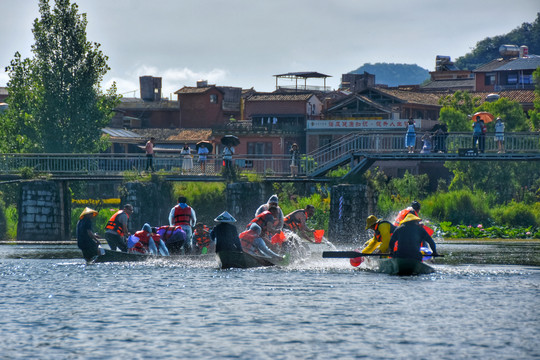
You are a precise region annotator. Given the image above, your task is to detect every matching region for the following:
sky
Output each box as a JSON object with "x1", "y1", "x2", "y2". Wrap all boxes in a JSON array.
[{"x1": 0, "y1": 0, "x2": 538, "y2": 98}]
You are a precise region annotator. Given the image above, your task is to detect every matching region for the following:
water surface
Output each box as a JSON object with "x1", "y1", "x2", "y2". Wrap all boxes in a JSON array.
[{"x1": 1, "y1": 243, "x2": 538, "y2": 359}]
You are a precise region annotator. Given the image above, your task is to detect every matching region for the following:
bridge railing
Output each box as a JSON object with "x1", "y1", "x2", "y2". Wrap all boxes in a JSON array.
[
  {"x1": 0, "y1": 132, "x2": 538, "y2": 177},
  {"x1": 306, "y1": 131, "x2": 540, "y2": 174}
]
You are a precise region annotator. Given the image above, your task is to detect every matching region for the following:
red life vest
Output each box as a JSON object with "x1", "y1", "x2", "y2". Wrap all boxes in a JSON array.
[
  {"x1": 105, "y1": 210, "x2": 129, "y2": 236},
  {"x1": 393, "y1": 207, "x2": 417, "y2": 227},
  {"x1": 131, "y1": 231, "x2": 161, "y2": 253},
  {"x1": 239, "y1": 229, "x2": 258, "y2": 253},
  {"x1": 283, "y1": 210, "x2": 307, "y2": 231},
  {"x1": 246, "y1": 211, "x2": 273, "y2": 229},
  {"x1": 158, "y1": 225, "x2": 180, "y2": 241},
  {"x1": 173, "y1": 205, "x2": 192, "y2": 226},
  {"x1": 193, "y1": 226, "x2": 211, "y2": 248}
]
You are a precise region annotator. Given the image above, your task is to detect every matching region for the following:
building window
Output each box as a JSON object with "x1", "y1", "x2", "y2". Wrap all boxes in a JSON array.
[
  {"x1": 247, "y1": 142, "x2": 273, "y2": 155},
  {"x1": 485, "y1": 73, "x2": 495, "y2": 85},
  {"x1": 210, "y1": 94, "x2": 218, "y2": 104},
  {"x1": 507, "y1": 73, "x2": 518, "y2": 85}
]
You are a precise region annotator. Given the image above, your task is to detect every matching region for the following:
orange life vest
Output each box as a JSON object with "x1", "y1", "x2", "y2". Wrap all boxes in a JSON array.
[
  {"x1": 173, "y1": 205, "x2": 192, "y2": 226},
  {"x1": 193, "y1": 226, "x2": 211, "y2": 248},
  {"x1": 239, "y1": 229, "x2": 258, "y2": 253},
  {"x1": 105, "y1": 210, "x2": 129, "y2": 236},
  {"x1": 393, "y1": 207, "x2": 417, "y2": 227},
  {"x1": 246, "y1": 211, "x2": 273, "y2": 229},
  {"x1": 283, "y1": 210, "x2": 307, "y2": 231}
]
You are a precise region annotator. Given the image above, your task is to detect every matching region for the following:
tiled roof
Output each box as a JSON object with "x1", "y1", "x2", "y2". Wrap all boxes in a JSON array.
[
  {"x1": 131, "y1": 128, "x2": 213, "y2": 142},
  {"x1": 115, "y1": 97, "x2": 178, "y2": 110},
  {"x1": 374, "y1": 87, "x2": 443, "y2": 106},
  {"x1": 473, "y1": 58, "x2": 514, "y2": 72},
  {"x1": 472, "y1": 90, "x2": 535, "y2": 104},
  {"x1": 175, "y1": 86, "x2": 222, "y2": 95},
  {"x1": 247, "y1": 93, "x2": 314, "y2": 101},
  {"x1": 421, "y1": 79, "x2": 475, "y2": 90},
  {"x1": 494, "y1": 56, "x2": 540, "y2": 71}
]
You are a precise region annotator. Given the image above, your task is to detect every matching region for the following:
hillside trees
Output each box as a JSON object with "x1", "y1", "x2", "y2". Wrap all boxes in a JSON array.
[{"x1": 1, "y1": 0, "x2": 119, "y2": 153}]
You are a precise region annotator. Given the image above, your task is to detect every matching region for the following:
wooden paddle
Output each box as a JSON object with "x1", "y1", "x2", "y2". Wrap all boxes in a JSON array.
[{"x1": 322, "y1": 251, "x2": 444, "y2": 258}]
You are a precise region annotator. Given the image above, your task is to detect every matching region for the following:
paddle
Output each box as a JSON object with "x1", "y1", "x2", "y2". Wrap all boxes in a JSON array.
[{"x1": 322, "y1": 251, "x2": 444, "y2": 258}]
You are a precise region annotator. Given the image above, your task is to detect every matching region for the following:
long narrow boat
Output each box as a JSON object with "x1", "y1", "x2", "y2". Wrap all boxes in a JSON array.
[
  {"x1": 216, "y1": 250, "x2": 275, "y2": 269},
  {"x1": 93, "y1": 249, "x2": 214, "y2": 263},
  {"x1": 372, "y1": 257, "x2": 435, "y2": 275}
]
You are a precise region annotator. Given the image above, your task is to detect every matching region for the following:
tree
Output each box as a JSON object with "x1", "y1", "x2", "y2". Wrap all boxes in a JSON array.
[
  {"x1": 478, "y1": 97, "x2": 529, "y2": 132},
  {"x1": 437, "y1": 91, "x2": 481, "y2": 131},
  {"x1": 528, "y1": 67, "x2": 540, "y2": 131},
  {"x1": 3, "y1": 0, "x2": 119, "y2": 153}
]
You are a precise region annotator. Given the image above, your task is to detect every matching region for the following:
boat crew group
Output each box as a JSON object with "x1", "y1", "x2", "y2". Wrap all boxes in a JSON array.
[{"x1": 77, "y1": 195, "x2": 440, "y2": 273}]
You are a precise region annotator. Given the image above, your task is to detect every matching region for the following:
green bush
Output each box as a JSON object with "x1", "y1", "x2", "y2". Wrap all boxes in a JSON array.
[
  {"x1": 172, "y1": 182, "x2": 227, "y2": 225},
  {"x1": 275, "y1": 184, "x2": 330, "y2": 231},
  {"x1": 5, "y1": 205, "x2": 18, "y2": 240},
  {"x1": 422, "y1": 189, "x2": 491, "y2": 225},
  {"x1": 491, "y1": 201, "x2": 540, "y2": 227}
]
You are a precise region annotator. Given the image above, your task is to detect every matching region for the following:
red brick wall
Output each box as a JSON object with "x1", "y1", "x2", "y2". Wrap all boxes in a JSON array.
[
  {"x1": 180, "y1": 88, "x2": 225, "y2": 128},
  {"x1": 244, "y1": 101, "x2": 307, "y2": 118}
]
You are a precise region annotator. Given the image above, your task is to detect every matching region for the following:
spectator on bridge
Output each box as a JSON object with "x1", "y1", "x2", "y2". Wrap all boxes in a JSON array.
[
  {"x1": 421, "y1": 133, "x2": 432, "y2": 153},
  {"x1": 495, "y1": 117, "x2": 505, "y2": 153},
  {"x1": 198, "y1": 143, "x2": 209, "y2": 174},
  {"x1": 222, "y1": 145, "x2": 235, "y2": 180},
  {"x1": 181, "y1": 143, "x2": 193, "y2": 173},
  {"x1": 145, "y1": 137, "x2": 155, "y2": 172},
  {"x1": 405, "y1": 118, "x2": 416, "y2": 153},
  {"x1": 290, "y1": 143, "x2": 300, "y2": 177},
  {"x1": 105, "y1": 204, "x2": 133, "y2": 252},
  {"x1": 472, "y1": 116, "x2": 486, "y2": 153}
]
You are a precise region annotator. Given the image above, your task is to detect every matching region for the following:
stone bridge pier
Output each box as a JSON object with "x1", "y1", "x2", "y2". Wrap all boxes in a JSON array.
[
  {"x1": 18, "y1": 180, "x2": 71, "y2": 241},
  {"x1": 328, "y1": 184, "x2": 376, "y2": 245}
]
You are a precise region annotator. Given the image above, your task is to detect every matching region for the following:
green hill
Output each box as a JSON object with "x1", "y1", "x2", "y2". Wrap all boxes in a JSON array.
[{"x1": 348, "y1": 63, "x2": 430, "y2": 87}]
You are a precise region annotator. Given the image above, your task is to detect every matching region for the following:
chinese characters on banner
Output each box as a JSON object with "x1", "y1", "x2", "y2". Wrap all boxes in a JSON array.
[{"x1": 307, "y1": 119, "x2": 411, "y2": 130}]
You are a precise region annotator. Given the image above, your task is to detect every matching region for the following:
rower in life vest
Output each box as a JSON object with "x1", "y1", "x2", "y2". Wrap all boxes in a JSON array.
[
  {"x1": 246, "y1": 208, "x2": 277, "y2": 235},
  {"x1": 255, "y1": 194, "x2": 284, "y2": 232},
  {"x1": 104, "y1": 204, "x2": 133, "y2": 252},
  {"x1": 350, "y1": 215, "x2": 397, "y2": 267},
  {"x1": 193, "y1": 222, "x2": 214, "y2": 254},
  {"x1": 239, "y1": 223, "x2": 284, "y2": 261},
  {"x1": 393, "y1": 201, "x2": 434, "y2": 236},
  {"x1": 168, "y1": 196, "x2": 197, "y2": 251},
  {"x1": 283, "y1": 205, "x2": 316, "y2": 241},
  {"x1": 389, "y1": 213, "x2": 438, "y2": 261},
  {"x1": 156, "y1": 225, "x2": 186, "y2": 255},
  {"x1": 129, "y1": 223, "x2": 169, "y2": 256}
]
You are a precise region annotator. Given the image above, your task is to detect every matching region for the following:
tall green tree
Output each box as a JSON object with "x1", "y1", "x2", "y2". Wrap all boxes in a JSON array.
[
  {"x1": 3, "y1": 0, "x2": 119, "y2": 153},
  {"x1": 438, "y1": 91, "x2": 481, "y2": 131},
  {"x1": 528, "y1": 67, "x2": 540, "y2": 131}
]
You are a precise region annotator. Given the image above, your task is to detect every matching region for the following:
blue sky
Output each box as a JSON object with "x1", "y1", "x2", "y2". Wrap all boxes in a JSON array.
[{"x1": 0, "y1": 0, "x2": 538, "y2": 97}]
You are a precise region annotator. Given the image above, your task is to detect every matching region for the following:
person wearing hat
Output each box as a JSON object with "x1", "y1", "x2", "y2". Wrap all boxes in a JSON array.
[
  {"x1": 210, "y1": 211, "x2": 242, "y2": 252},
  {"x1": 361, "y1": 215, "x2": 397, "y2": 255},
  {"x1": 255, "y1": 194, "x2": 284, "y2": 232},
  {"x1": 76, "y1": 207, "x2": 103, "y2": 263},
  {"x1": 388, "y1": 213, "x2": 438, "y2": 261}
]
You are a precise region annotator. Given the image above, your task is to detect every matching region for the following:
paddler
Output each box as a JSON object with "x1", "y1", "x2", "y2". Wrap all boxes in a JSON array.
[
  {"x1": 129, "y1": 223, "x2": 169, "y2": 256},
  {"x1": 239, "y1": 223, "x2": 284, "y2": 261},
  {"x1": 361, "y1": 215, "x2": 396, "y2": 254},
  {"x1": 169, "y1": 196, "x2": 197, "y2": 250},
  {"x1": 193, "y1": 222, "x2": 214, "y2": 254},
  {"x1": 156, "y1": 225, "x2": 187, "y2": 254},
  {"x1": 211, "y1": 211, "x2": 242, "y2": 252},
  {"x1": 104, "y1": 204, "x2": 133, "y2": 252},
  {"x1": 388, "y1": 213, "x2": 438, "y2": 261},
  {"x1": 76, "y1": 207, "x2": 104, "y2": 263},
  {"x1": 393, "y1": 201, "x2": 421, "y2": 227},
  {"x1": 255, "y1": 194, "x2": 284, "y2": 232},
  {"x1": 283, "y1": 205, "x2": 316, "y2": 242}
]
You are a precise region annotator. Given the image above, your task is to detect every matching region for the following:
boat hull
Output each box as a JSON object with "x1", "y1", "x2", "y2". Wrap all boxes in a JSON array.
[
  {"x1": 375, "y1": 257, "x2": 435, "y2": 275},
  {"x1": 217, "y1": 251, "x2": 275, "y2": 269},
  {"x1": 93, "y1": 249, "x2": 215, "y2": 263}
]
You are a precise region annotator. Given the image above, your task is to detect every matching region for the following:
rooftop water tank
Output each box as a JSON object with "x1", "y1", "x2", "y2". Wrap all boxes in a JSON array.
[
  {"x1": 499, "y1": 44, "x2": 519, "y2": 58},
  {"x1": 486, "y1": 93, "x2": 500, "y2": 102},
  {"x1": 519, "y1": 45, "x2": 529, "y2": 58}
]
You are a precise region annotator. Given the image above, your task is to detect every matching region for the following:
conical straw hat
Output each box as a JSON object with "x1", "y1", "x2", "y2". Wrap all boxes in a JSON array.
[{"x1": 79, "y1": 207, "x2": 98, "y2": 219}]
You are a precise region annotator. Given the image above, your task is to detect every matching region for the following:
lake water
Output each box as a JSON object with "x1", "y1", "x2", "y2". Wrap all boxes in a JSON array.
[{"x1": 1, "y1": 242, "x2": 539, "y2": 359}]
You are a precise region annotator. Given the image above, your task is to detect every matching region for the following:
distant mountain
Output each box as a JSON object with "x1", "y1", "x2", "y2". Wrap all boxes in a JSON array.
[
  {"x1": 455, "y1": 13, "x2": 540, "y2": 70},
  {"x1": 348, "y1": 63, "x2": 430, "y2": 87}
]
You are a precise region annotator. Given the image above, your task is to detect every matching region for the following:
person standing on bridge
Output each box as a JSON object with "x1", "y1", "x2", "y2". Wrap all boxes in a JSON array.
[
  {"x1": 290, "y1": 143, "x2": 300, "y2": 177},
  {"x1": 145, "y1": 137, "x2": 156, "y2": 172},
  {"x1": 405, "y1": 118, "x2": 416, "y2": 153},
  {"x1": 472, "y1": 116, "x2": 486, "y2": 153},
  {"x1": 495, "y1": 117, "x2": 505, "y2": 153},
  {"x1": 105, "y1": 204, "x2": 133, "y2": 252}
]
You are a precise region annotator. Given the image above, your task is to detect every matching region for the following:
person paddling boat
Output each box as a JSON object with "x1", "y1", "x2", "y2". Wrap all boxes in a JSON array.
[{"x1": 389, "y1": 213, "x2": 439, "y2": 261}]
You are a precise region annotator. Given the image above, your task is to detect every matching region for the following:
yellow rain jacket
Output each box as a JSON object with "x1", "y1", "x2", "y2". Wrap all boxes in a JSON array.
[{"x1": 361, "y1": 220, "x2": 395, "y2": 254}]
